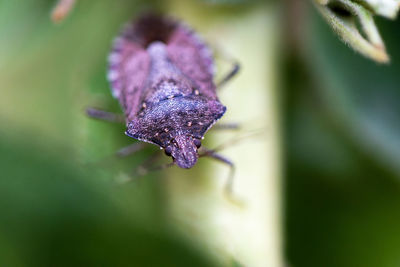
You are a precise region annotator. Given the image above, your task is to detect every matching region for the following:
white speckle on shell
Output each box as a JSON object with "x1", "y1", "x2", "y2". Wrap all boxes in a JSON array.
[
  {"x1": 108, "y1": 53, "x2": 121, "y2": 64},
  {"x1": 112, "y1": 89, "x2": 120, "y2": 98},
  {"x1": 107, "y1": 70, "x2": 118, "y2": 81}
]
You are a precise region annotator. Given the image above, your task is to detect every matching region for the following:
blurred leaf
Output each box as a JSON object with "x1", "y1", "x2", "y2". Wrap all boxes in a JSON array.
[
  {"x1": 357, "y1": 0, "x2": 400, "y2": 19},
  {"x1": 285, "y1": 3, "x2": 400, "y2": 267},
  {"x1": 0, "y1": 130, "x2": 217, "y2": 267},
  {"x1": 0, "y1": 0, "x2": 219, "y2": 266},
  {"x1": 307, "y1": 8, "x2": 400, "y2": 177},
  {"x1": 313, "y1": 0, "x2": 392, "y2": 63}
]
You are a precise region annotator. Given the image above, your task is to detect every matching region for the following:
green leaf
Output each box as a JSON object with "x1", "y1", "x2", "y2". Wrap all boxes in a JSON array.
[
  {"x1": 357, "y1": 0, "x2": 400, "y2": 19},
  {"x1": 314, "y1": 0, "x2": 391, "y2": 63}
]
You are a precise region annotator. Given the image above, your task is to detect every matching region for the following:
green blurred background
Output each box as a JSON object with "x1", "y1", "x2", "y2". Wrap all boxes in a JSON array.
[
  {"x1": 285, "y1": 2, "x2": 400, "y2": 267},
  {"x1": 1, "y1": 0, "x2": 400, "y2": 266}
]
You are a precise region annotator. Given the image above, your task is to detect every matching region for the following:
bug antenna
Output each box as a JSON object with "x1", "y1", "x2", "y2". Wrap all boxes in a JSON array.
[{"x1": 207, "y1": 128, "x2": 266, "y2": 153}]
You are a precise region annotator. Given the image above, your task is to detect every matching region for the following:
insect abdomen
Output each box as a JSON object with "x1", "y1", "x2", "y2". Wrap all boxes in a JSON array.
[{"x1": 107, "y1": 14, "x2": 216, "y2": 121}]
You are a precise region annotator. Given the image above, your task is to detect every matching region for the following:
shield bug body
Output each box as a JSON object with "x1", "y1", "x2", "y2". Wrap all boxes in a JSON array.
[{"x1": 89, "y1": 14, "x2": 239, "y2": 174}]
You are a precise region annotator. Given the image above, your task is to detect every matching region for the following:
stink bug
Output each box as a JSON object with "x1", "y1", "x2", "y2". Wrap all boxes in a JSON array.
[{"x1": 87, "y1": 14, "x2": 239, "y2": 183}]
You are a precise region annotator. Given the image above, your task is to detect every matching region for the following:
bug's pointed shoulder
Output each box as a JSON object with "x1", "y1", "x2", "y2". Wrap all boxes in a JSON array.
[
  {"x1": 125, "y1": 96, "x2": 226, "y2": 145},
  {"x1": 179, "y1": 98, "x2": 227, "y2": 138}
]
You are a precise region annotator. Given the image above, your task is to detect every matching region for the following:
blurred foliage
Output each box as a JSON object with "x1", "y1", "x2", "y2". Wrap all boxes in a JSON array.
[
  {"x1": 0, "y1": 131, "x2": 215, "y2": 266},
  {"x1": 2, "y1": 0, "x2": 400, "y2": 266},
  {"x1": 284, "y1": 3, "x2": 400, "y2": 267},
  {"x1": 0, "y1": 0, "x2": 218, "y2": 266},
  {"x1": 313, "y1": 0, "x2": 399, "y2": 63}
]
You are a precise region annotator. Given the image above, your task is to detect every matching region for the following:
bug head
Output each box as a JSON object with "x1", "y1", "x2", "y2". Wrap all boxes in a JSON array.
[{"x1": 163, "y1": 134, "x2": 202, "y2": 169}]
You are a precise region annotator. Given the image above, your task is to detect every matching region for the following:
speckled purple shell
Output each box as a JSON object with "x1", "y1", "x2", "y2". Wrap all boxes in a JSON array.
[{"x1": 107, "y1": 14, "x2": 226, "y2": 169}]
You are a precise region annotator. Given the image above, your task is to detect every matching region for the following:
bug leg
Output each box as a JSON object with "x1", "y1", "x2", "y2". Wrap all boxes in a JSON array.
[
  {"x1": 216, "y1": 62, "x2": 240, "y2": 90},
  {"x1": 134, "y1": 152, "x2": 174, "y2": 177},
  {"x1": 86, "y1": 107, "x2": 125, "y2": 124},
  {"x1": 213, "y1": 122, "x2": 240, "y2": 131},
  {"x1": 200, "y1": 148, "x2": 244, "y2": 206},
  {"x1": 139, "y1": 161, "x2": 175, "y2": 175},
  {"x1": 213, "y1": 44, "x2": 240, "y2": 90},
  {"x1": 117, "y1": 151, "x2": 162, "y2": 184},
  {"x1": 86, "y1": 143, "x2": 146, "y2": 170},
  {"x1": 199, "y1": 148, "x2": 235, "y2": 194},
  {"x1": 116, "y1": 142, "x2": 147, "y2": 158}
]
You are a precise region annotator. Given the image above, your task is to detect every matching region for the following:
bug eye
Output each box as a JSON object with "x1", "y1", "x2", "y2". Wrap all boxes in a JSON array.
[
  {"x1": 164, "y1": 146, "x2": 172, "y2": 156},
  {"x1": 194, "y1": 139, "x2": 201, "y2": 148}
]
